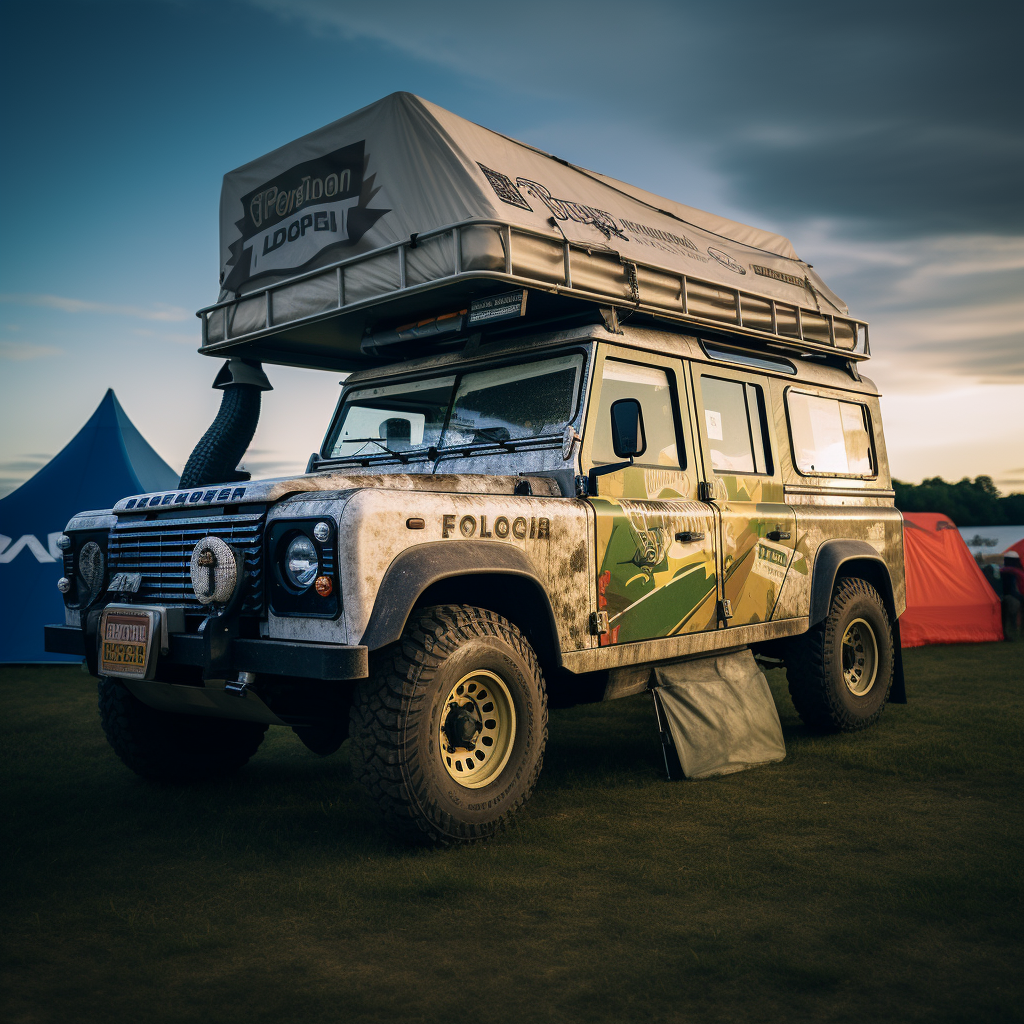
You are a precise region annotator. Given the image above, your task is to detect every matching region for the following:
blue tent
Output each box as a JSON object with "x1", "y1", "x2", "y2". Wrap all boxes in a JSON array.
[{"x1": 0, "y1": 390, "x2": 179, "y2": 663}]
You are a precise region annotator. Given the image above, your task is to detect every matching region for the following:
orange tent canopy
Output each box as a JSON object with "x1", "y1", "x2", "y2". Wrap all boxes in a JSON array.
[{"x1": 901, "y1": 513, "x2": 1003, "y2": 647}]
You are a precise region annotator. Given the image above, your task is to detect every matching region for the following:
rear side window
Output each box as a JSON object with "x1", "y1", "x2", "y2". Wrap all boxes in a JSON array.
[
  {"x1": 700, "y1": 376, "x2": 772, "y2": 475},
  {"x1": 787, "y1": 392, "x2": 874, "y2": 476}
]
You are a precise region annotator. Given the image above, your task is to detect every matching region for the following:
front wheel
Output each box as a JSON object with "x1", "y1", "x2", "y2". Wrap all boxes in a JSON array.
[
  {"x1": 786, "y1": 577, "x2": 894, "y2": 732},
  {"x1": 98, "y1": 677, "x2": 267, "y2": 782},
  {"x1": 349, "y1": 605, "x2": 547, "y2": 846}
]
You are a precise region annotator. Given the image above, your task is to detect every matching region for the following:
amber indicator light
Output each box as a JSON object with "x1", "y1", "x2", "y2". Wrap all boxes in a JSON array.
[
  {"x1": 406, "y1": 517, "x2": 425, "y2": 530},
  {"x1": 314, "y1": 575, "x2": 333, "y2": 597}
]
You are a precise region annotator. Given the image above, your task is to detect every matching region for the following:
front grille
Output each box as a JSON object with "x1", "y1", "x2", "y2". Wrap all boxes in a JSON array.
[{"x1": 108, "y1": 512, "x2": 265, "y2": 614}]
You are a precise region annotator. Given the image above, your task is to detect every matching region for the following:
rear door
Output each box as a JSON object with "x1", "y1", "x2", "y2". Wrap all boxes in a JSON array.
[
  {"x1": 583, "y1": 349, "x2": 718, "y2": 646},
  {"x1": 690, "y1": 366, "x2": 796, "y2": 627}
]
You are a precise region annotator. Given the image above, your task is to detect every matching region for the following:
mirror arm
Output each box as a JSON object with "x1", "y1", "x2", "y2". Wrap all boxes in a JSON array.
[{"x1": 586, "y1": 456, "x2": 634, "y2": 497}]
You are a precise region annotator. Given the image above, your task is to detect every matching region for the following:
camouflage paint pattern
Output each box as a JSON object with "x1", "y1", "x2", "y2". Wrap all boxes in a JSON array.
[
  {"x1": 712, "y1": 473, "x2": 799, "y2": 626},
  {"x1": 591, "y1": 467, "x2": 717, "y2": 645}
]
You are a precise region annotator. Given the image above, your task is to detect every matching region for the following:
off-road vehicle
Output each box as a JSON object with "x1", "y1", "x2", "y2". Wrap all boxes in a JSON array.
[{"x1": 46, "y1": 93, "x2": 905, "y2": 845}]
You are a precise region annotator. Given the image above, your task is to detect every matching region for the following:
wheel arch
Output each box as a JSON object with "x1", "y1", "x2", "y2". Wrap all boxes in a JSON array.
[
  {"x1": 810, "y1": 540, "x2": 906, "y2": 703},
  {"x1": 358, "y1": 542, "x2": 563, "y2": 677}
]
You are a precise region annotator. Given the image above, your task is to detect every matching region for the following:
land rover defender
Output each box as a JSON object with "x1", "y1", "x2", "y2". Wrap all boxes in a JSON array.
[{"x1": 45, "y1": 93, "x2": 905, "y2": 845}]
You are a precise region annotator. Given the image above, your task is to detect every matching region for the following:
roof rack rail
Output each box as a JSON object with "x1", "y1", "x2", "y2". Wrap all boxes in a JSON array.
[{"x1": 197, "y1": 218, "x2": 869, "y2": 372}]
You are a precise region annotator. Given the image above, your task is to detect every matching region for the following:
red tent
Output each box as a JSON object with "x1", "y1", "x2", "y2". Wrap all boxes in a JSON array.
[{"x1": 901, "y1": 513, "x2": 1003, "y2": 647}]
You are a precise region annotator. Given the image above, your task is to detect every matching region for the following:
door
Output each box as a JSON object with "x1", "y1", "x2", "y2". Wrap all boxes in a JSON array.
[
  {"x1": 583, "y1": 351, "x2": 719, "y2": 646},
  {"x1": 690, "y1": 367, "x2": 797, "y2": 627}
]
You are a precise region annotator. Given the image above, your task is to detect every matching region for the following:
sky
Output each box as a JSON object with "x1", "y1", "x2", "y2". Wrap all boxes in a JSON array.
[{"x1": 1, "y1": 0, "x2": 1021, "y2": 497}]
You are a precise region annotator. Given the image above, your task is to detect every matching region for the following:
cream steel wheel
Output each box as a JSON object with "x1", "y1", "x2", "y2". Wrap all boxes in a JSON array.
[
  {"x1": 349, "y1": 604, "x2": 547, "y2": 846},
  {"x1": 841, "y1": 618, "x2": 878, "y2": 696},
  {"x1": 438, "y1": 670, "x2": 517, "y2": 788},
  {"x1": 786, "y1": 577, "x2": 894, "y2": 732}
]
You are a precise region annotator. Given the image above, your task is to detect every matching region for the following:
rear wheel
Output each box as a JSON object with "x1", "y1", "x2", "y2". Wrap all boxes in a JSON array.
[
  {"x1": 349, "y1": 604, "x2": 547, "y2": 846},
  {"x1": 98, "y1": 677, "x2": 267, "y2": 782},
  {"x1": 786, "y1": 577, "x2": 894, "y2": 732}
]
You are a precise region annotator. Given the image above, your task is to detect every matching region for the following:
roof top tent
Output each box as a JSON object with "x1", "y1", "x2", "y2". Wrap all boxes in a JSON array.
[{"x1": 199, "y1": 92, "x2": 869, "y2": 373}]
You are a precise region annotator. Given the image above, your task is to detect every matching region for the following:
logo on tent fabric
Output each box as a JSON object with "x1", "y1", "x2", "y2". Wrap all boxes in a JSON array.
[
  {"x1": 0, "y1": 533, "x2": 62, "y2": 564},
  {"x1": 223, "y1": 140, "x2": 390, "y2": 292},
  {"x1": 707, "y1": 247, "x2": 747, "y2": 275},
  {"x1": 477, "y1": 164, "x2": 712, "y2": 265},
  {"x1": 477, "y1": 164, "x2": 627, "y2": 242}
]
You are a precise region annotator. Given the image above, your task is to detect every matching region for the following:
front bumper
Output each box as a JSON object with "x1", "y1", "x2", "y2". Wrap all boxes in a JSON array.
[{"x1": 44, "y1": 624, "x2": 368, "y2": 681}]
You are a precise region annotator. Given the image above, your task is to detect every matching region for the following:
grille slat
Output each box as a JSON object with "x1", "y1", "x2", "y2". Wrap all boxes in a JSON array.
[{"x1": 108, "y1": 514, "x2": 265, "y2": 614}]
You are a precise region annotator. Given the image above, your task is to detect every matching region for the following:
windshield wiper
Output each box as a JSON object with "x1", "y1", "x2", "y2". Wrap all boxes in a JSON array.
[
  {"x1": 336, "y1": 437, "x2": 412, "y2": 462},
  {"x1": 470, "y1": 427, "x2": 515, "y2": 449}
]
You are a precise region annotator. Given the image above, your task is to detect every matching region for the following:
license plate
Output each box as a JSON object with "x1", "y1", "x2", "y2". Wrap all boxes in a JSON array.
[{"x1": 99, "y1": 607, "x2": 159, "y2": 679}]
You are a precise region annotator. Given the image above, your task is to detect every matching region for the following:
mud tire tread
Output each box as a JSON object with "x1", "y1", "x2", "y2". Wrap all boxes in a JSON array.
[
  {"x1": 349, "y1": 604, "x2": 547, "y2": 847},
  {"x1": 786, "y1": 577, "x2": 893, "y2": 733},
  {"x1": 98, "y1": 677, "x2": 267, "y2": 782}
]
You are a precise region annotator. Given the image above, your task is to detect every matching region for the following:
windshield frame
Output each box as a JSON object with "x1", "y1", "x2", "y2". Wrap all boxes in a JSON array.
[{"x1": 319, "y1": 345, "x2": 592, "y2": 468}]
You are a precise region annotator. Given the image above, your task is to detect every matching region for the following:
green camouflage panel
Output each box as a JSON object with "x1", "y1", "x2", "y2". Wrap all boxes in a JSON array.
[
  {"x1": 592, "y1": 468, "x2": 717, "y2": 645},
  {"x1": 713, "y1": 474, "x2": 798, "y2": 625}
]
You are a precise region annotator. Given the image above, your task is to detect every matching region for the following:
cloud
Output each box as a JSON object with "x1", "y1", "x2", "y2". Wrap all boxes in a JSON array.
[
  {"x1": 0, "y1": 340, "x2": 63, "y2": 361},
  {"x1": 0, "y1": 293, "x2": 191, "y2": 322},
  {"x1": 132, "y1": 327, "x2": 200, "y2": 346},
  {"x1": 0, "y1": 454, "x2": 52, "y2": 498},
  {"x1": 241, "y1": 0, "x2": 1021, "y2": 243}
]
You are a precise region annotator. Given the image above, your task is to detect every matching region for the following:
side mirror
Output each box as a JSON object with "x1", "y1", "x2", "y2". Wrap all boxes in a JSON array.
[{"x1": 610, "y1": 398, "x2": 646, "y2": 459}]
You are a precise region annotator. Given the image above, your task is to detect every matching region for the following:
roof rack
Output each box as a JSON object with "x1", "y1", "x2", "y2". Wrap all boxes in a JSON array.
[{"x1": 197, "y1": 218, "x2": 869, "y2": 371}]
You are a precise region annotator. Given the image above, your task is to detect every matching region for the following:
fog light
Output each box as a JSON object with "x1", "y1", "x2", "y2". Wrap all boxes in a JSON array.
[
  {"x1": 57, "y1": 577, "x2": 71, "y2": 593},
  {"x1": 313, "y1": 521, "x2": 331, "y2": 542},
  {"x1": 314, "y1": 575, "x2": 333, "y2": 597}
]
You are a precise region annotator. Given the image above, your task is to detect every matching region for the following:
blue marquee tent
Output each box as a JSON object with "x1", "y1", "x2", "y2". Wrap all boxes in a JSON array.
[{"x1": 0, "y1": 390, "x2": 179, "y2": 663}]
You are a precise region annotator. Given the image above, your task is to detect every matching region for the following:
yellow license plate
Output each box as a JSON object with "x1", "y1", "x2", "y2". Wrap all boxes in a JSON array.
[{"x1": 99, "y1": 608, "x2": 157, "y2": 678}]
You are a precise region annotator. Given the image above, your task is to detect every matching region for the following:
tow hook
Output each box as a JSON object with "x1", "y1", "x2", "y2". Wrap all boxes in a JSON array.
[{"x1": 224, "y1": 671, "x2": 256, "y2": 698}]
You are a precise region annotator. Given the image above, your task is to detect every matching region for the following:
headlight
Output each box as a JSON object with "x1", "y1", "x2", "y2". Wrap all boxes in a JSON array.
[
  {"x1": 284, "y1": 535, "x2": 319, "y2": 589},
  {"x1": 268, "y1": 518, "x2": 339, "y2": 619}
]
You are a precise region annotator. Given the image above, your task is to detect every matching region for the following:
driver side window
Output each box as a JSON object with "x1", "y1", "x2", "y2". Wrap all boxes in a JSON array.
[{"x1": 591, "y1": 360, "x2": 683, "y2": 468}]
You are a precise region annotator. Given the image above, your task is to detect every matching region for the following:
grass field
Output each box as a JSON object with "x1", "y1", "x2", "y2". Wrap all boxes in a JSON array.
[{"x1": 2, "y1": 644, "x2": 1022, "y2": 1024}]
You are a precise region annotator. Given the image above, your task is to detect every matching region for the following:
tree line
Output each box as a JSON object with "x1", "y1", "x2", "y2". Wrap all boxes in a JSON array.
[{"x1": 893, "y1": 476, "x2": 1024, "y2": 527}]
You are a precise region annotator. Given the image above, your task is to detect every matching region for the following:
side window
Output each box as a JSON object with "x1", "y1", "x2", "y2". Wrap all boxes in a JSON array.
[
  {"x1": 591, "y1": 360, "x2": 682, "y2": 468},
  {"x1": 700, "y1": 376, "x2": 772, "y2": 475},
  {"x1": 787, "y1": 392, "x2": 874, "y2": 476}
]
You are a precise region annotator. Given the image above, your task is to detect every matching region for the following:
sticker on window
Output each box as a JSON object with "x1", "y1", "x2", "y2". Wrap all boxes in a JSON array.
[{"x1": 705, "y1": 410, "x2": 723, "y2": 441}]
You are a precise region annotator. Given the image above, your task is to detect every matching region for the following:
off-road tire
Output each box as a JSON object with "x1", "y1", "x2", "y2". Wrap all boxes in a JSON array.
[
  {"x1": 786, "y1": 577, "x2": 894, "y2": 732},
  {"x1": 349, "y1": 605, "x2": 547, "y2": 846},
  {"x1": 98, "y1": 677, "x2": 267, "y2": 782}
]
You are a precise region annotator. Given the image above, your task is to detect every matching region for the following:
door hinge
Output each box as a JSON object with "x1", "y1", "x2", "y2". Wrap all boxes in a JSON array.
[
  {"x1": 717, "y1": 599, "x2": 734, "y2": 623},
  {"x1": 589, "y1": 611, "x2": 610, "y2": 635},
  {"x1": 698, "y1": 480, "x2": 713, "y2": 503},
  {"x1": 767, "y1": 530, "x2": 791, "y2": 541}
]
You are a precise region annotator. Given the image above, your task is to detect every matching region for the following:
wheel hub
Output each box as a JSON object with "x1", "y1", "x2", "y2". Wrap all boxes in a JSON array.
[
  {"x1": 443, "y1": 702, "x2": 482, "y2": 749},
  {"x1": 841, "y1": 617, "x2": 879, "y2": 696},
  {"x1": 437, "y1": 669, "x2": 517, "y2": 789}
]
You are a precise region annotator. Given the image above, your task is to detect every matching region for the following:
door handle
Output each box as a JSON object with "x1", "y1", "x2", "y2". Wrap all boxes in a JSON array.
[
  {"x1": 675, "y1": 531, "x2": 705, "y2": 543},
  {"x1": 766, "y1": 530, "x2": 791, "y2": 542}
]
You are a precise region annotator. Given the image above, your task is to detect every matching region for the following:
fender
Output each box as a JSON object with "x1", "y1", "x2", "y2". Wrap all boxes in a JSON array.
[
  {"x1": 809, "y1": 539, "x2": 905, "y2": 704},
  {"x1": 359, "y1": 541, "x2": 560, "y2": 653}
]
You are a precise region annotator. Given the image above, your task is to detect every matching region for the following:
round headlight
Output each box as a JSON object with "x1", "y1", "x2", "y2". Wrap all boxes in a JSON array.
[{"x1": 284, "y1": 535, "x2": 319, "y2": 589}]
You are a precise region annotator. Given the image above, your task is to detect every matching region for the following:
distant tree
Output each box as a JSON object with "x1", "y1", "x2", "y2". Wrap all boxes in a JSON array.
[{"x1": 893, "y1": 476, "x2": 1024, "y2": 526}]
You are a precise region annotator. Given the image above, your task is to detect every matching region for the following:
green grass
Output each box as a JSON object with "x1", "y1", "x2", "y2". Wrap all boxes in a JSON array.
[{"x1": 2, "y1": 645, "x2": 1022, "y2": 1024}]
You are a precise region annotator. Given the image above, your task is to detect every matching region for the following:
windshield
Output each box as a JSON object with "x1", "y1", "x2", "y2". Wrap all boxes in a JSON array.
[{"x1": 326, "y1": 353, "x2": 584, "y2": 460}]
